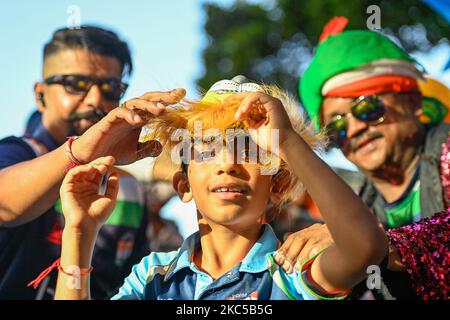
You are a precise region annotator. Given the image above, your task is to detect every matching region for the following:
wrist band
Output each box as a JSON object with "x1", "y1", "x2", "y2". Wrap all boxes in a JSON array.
[
  {"x1": 27, "y1": 257, "x2": 93, "y2": 289},
  {"x1": 65, "y1": 136, "x2": 81, "y2": 173},
  {"x1": 57, "y1": 258, "x2": 93, "y2": 277}
]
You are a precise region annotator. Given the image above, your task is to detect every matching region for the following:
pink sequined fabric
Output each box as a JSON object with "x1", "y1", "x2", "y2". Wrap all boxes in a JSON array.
[
  {"x1": 386, "y1": 135, "x2": 450, "y2": 300},
  {"x1": 387, "y1": 210, "x2": 449, "y2": 300},
  {"x1": 441, "y1": 135, "x2": 450, "y2": 209}
]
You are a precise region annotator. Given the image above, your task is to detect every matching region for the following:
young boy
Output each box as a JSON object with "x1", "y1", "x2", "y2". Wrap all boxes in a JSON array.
[{"x1": 54, "y1": 77, "x2": 388, "y2": 300}]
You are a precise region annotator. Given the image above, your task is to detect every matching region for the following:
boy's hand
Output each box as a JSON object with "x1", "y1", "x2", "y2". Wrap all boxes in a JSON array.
[
  {"x1": 72, "y1": 89, "x2": 186, "y2": 165},
  {"x1": 233, "y1": 92, "x2": 296, "y2": 157},
  {"x1": 60, "y1": 156, "x2": 119, "y2": 234}
]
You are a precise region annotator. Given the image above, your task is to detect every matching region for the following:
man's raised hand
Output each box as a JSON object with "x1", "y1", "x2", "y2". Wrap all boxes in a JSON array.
[{"x1": 72, "y1": 88, "x2": 186, "y2": 165}]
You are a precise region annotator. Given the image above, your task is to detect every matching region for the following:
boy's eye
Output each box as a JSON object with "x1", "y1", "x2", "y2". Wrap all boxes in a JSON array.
[
  {"x1": 241, "y1": 148, "x2": 258, "y2": 162},
  {"x1": 202, "y1": 149, "x2": 216, "y2": 158}
]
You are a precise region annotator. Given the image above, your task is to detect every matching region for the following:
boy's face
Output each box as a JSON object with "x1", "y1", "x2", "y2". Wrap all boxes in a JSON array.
[{"x1": 175, "y1": 140, "x2": 274, "y2": 230}]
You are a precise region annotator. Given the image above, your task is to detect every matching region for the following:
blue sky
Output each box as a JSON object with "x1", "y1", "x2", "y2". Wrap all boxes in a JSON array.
[{"x1": 0, "y1": 0, "x2": 234, "y2": 137}]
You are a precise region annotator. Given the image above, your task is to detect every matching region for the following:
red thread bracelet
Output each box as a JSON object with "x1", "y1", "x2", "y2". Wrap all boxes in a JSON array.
[
  {"x1": 27, "y1": 257, "x2": 93, "y2": 289},
  {"x1": 65, "y1": 136, "x2": 81, "y2": 173},
  {"x1": 57, "y1": 258, "x2": 93, "y2": 277}
]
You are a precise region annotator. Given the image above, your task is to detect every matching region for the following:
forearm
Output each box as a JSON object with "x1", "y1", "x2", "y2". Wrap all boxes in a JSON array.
[
  {"x1": 0, "y1": 144, "x2": 70, "y2": 227},
  {"x1": 54, "y1": 228, "x2": 97, "y2": 300},
  {"x1": 280, "y1": 132, "x2": 388, "y2": 289}
]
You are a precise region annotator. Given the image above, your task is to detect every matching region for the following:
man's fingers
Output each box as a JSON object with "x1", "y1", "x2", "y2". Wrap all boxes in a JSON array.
[
  {"x1": 103, "y1": 108, "x2": 139, "y2": 127},
  {"x1": 122, "y1": 99, "x2": 166, "y2": 118},
  {"x1": 283, "y1": 238, "x2": 308, "y2": 273},
  {"x1": 294, "y1": 240, "x2": 332, "y2": 273},
  {"x1": 274, "y1": 234, "x2": 294, "y2": 265},
  {"x1": 105, "y1": 105, "x2": 158, "y2": 129},
  {"x1": 101, "y1": 89, "x2": 185, "y2": 133},
  {"x1": 139, "y1": 88, "x2": 186, "y2": 105},
  {"x1": 295, "y1": 241, "x2": 314, "y2": 273}
]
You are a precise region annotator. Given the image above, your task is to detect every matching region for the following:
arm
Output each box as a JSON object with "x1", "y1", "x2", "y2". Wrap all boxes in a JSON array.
[
  {"x1": 0, "y1": 144, "x2": 71, "y2": 227},
  {"x1": 0, "y1": 89, "x2": 185, "y2": 227},
  {"x1": 235, "y1": 92, "x2": 389, "y2": 293},
  {"x1": 275, "y1": 224, "x2": 404, "y2": 274},
  {"x1": 280, "y1": 132, "x2": 388, "y2": 292},
  {"x1": 55, "y1": 156, "x2": 118, "y2": 300}
]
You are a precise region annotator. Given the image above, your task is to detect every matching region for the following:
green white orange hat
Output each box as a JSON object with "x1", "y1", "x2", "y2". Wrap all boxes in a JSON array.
[{"x1": 299, "y1": 17, "x2": 427, "y2": 129}]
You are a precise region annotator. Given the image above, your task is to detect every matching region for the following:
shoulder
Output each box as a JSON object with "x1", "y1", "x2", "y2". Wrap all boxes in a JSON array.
[
  {"x1": 111, "y1": 250, "x2": 180, "y2": 300},
  {"x1": 130, "y1": 250, "x2": 180, "y2": 282},
  {"x1": 146, "y1": 250, "x2": 179, "y2": 267},
  {"x1": 425, "y1": 123, "x2": 450, "y2": 145},
  {"x1": 0, "y1": 136, "x2": 36, "y2": 169},
  {"x1": 422, "y1": 123, "x2": 450, "y2": 159}
]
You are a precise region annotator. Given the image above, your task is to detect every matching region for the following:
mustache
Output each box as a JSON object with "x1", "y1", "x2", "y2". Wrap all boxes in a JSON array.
[
  {"x1": 68, "y1": 109, "x2": 107, "y2": 122},
  {"x1": 349, "y1": 131, "x2": 383, "y2": 152}
]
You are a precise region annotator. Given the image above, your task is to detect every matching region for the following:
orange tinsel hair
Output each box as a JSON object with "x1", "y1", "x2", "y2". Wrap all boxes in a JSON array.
[{"x1": 142, "y1": 84, "x2": 327, "y2": 206}]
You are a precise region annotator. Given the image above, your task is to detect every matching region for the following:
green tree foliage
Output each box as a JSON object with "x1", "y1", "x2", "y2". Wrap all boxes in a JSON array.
[{"x1": 197, "y1": 0, "x2": 449, "y2": 100}]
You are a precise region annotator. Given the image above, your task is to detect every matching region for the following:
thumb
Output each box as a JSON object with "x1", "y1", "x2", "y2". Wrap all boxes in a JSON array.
[
  {"x1": 136, "y1": 140, "x2": 163, "y2": 160},
  {"x1": 105, "y1": 173, "x2": 119, "y2": 200}
]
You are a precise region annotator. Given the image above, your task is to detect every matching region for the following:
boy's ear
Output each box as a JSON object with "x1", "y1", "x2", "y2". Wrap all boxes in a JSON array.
[
  {"x1": 172, "y1": 171, "x2": 193, "y2": 203},
  {"x1": 270, "y1": 169, "x2": 289, "y2": 204}
]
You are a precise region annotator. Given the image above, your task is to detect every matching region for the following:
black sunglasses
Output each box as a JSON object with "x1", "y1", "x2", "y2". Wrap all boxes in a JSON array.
[
  {"x1": 44, "y1": 74, "x2": 128, "y2": 101},
  {"x1": 325, "y1": 95, "x2": 386, "y2": 148}
]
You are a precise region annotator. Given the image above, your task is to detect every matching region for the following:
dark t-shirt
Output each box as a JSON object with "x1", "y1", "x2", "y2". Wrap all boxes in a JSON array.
[
  {"x1": 0, "y1": 134, "x2": 61, "y2": 299},
  {"x1": 0, "y1": 122, "x2": 149, "y2": 299}
]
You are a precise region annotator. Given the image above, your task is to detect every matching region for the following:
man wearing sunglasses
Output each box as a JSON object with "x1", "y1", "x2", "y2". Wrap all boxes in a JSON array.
[
  {"x1": 0, "y1": 26, "x2": 183, "y2": 299},
  {"x1": 276, "y1": 17, "x2": 449, "y2": 299}
]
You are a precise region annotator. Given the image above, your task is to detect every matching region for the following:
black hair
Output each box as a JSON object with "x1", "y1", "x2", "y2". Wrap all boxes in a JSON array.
[{"x1": 43, "y1": 25, "x2": 133, "y2": 77}]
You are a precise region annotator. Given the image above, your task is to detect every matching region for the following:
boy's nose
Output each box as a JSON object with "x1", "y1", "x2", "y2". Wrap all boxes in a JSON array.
[{"x1": 216, "y1": 162, "x2": 241, "y2": 176}]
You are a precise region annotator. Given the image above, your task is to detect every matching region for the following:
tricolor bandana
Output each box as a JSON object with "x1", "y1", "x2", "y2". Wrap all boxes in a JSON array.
[{"x1": 321, "y1": 60, "x2": 423, "y2": 98}]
